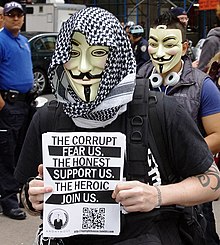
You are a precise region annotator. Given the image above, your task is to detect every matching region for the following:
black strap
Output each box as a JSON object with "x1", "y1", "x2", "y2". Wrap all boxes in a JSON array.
[
  {"x1": 40, "y1": 100, "x2": 74, "y2": 132},
  {"x1": 148, "y1": 90, "x2": 177, "y2": 184},
  {"x1": 126, "y1": 78, "x2": 149, "y2": 181},
  {"x1": 126, "y1": 77, "x2": 176, "y2": 184},
  {"x1": 46, "y1": 100, "x2": 60, "y2": 131}
]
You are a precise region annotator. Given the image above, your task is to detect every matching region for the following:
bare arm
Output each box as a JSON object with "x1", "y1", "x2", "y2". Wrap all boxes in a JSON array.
[
  {"x1": 28, "y1": 162, "x2": 220, "y2": 214},
  {"x1": 202, "y1": 113, "x2": 220, "y2": 154},
  {"x1": 158, "y1": 162, "x2": 220, "y2": 206},
  {"x1": 112, "y1": 162, "x2": 220, "y2": 213}
]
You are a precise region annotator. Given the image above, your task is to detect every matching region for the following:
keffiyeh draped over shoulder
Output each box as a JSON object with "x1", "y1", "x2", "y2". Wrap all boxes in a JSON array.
[{"x1": 48, "y1": 7, "x2": 136, "y2": 128}]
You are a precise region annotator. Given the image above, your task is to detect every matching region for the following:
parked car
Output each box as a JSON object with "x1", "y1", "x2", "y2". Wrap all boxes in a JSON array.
[{"x1": 21, "y1": 32, "x2": 58, "y2": 94}]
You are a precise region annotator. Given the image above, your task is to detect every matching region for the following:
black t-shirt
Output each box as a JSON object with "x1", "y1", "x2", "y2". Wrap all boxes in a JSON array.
[
  {"x1": 15, "y1": 97, "x2": 213, "y2": 244},
  {"x1": 15, "y1": 97, "x2": 212, "y2": 184}
]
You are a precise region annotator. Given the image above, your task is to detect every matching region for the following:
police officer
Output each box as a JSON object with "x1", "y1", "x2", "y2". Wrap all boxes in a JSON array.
[
  {"x1": 124, "y1": 21, "x2": 134, "y2": 42},
  {"x1": 0, "y1": 1, "x2": 34, "y2": 220},
  {"x1": 129, "y1": 25, "x2": 150, "y2": 71}
]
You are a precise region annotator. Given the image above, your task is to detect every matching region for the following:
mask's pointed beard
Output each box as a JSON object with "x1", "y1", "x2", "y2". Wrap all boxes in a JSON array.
[
  {"x1": 159, "y1": 64, "x2": 163, "y2": 73},
  {"x1": 84, "y1": 85, "x2": 91, "y2": 102}
]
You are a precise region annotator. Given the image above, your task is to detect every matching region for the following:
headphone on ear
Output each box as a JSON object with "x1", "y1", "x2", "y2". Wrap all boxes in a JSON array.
[
  {"x1": 149, "y1": 73, "x2": 162, "y2": 88},
  {"x1": 149, "y1": 71, "x2": 180, "y2": 88},
  {"x1": 164, "y1": 72, "x2": 180, "y2": 86}
]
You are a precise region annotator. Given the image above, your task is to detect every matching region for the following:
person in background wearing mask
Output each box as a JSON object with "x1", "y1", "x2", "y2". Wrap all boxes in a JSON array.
[
  {"x1": 138, "y1": 11, "x2": 220, "y2": 245},
  {"x1": 0, "y1": 1, "x2": 35, "y2": 220}
]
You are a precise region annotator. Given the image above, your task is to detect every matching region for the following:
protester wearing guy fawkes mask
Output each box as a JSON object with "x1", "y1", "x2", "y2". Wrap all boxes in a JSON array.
[
  {"x1": 138, "y1": 11, "x2": 220, "y2": 245},
  {"x1": 48, "y1": 8, "x2": 136, "y2": 129},
  {"x1": 148, "y1": 25, "x2": 185, "y2": 75},
  {"x1": 15, "y1": 7, "x2": 220, "y2": 245}
]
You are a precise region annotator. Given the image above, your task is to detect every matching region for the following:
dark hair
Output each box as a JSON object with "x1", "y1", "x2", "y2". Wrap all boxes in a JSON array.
[{"x1": 152, "y1": 11, "x2": 186, "y2": 41}]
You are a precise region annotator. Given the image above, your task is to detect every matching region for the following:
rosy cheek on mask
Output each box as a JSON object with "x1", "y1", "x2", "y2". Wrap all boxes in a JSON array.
[
  {"x1": 64, "y1": 60, "x2": 78, "y2": 70},
  {"x1": 148, "y1": 46, "x2": 155, "y2": 54},
  {"x1": 166, "y1": 47, "x2": 180, "y2": 56},
  {"x1": 93, "y1": 59, "x2": 107, "y2": 69}
]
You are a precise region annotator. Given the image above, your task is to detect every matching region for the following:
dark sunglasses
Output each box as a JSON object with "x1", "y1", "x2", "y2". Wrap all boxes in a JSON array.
[{"x1": 4, "y1": 12, "x2": 24, "y2": 18}]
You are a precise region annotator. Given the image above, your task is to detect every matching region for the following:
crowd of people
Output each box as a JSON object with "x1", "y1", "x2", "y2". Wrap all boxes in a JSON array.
[{"x1": 1, "y1": 1, "x2": 220, "y2": 245}]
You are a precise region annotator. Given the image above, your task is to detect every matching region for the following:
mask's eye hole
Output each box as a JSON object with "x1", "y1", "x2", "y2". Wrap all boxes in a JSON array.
[
  {"x1": 164, "y1": 44, "x2": 175, "y2": 48},
  {"x1": 92, "y1": 49, "x2": 109, "y2": 57},
  {"x1": 70, "y1": 50, "x2": 80, "y2": 58},
  {"x1": 149, "y1": 42, "x2": 158, "y2": 48}
]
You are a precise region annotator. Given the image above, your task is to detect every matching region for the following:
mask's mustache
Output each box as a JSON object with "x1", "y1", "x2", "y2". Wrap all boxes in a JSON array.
[{"x1": 69, "y1": 71, "x2": 103, "y2": 79}]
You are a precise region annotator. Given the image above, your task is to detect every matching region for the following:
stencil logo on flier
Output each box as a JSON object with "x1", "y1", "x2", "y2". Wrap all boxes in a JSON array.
[{"x1": 48, "y1": 209, "x2": 69, "y2": 230}]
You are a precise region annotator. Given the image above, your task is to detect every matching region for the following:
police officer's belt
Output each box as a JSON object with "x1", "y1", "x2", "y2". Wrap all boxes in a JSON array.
[{"x1": 0, "y1": 90, "x2": 28, "y2": 103}]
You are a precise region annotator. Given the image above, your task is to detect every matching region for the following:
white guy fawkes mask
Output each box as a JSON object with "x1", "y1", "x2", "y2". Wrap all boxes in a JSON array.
[
  {"x1": 64, "y1": 31, "x2": 109, "y2": 102},
  {"x1": 148, "y1": 25, "x2": 183, "y2": 74}
]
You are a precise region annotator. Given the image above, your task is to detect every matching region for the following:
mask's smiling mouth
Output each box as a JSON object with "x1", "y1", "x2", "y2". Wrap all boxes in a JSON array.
[{"x1": 151, "y1": 55, "x2": 174, "y2": 63}]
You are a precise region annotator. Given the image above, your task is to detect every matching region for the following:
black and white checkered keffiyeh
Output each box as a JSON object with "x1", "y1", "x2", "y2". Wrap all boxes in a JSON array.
[{"x1": 48, "y1": 7, "x2": 136, "y2": 128}]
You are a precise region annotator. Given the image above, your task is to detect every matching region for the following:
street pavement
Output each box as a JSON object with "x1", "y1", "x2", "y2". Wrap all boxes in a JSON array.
[
  {"x1": 0, "y1": 210, "x2": 41, "y2": 245},
  {"x1": 0, "y1": 199, "x2": 220, "y2": 245}
]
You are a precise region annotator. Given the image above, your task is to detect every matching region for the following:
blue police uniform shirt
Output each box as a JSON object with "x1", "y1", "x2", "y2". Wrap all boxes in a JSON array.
[
  {"x1": 159, "y1": 77, "x2": 220, "y2": 117},
  {"x1": 134, "y1": 37, "x2": 150, "y2": 71},
  {"x1": 0, "y1": 28, "x2": 34, "y2": 93}
]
